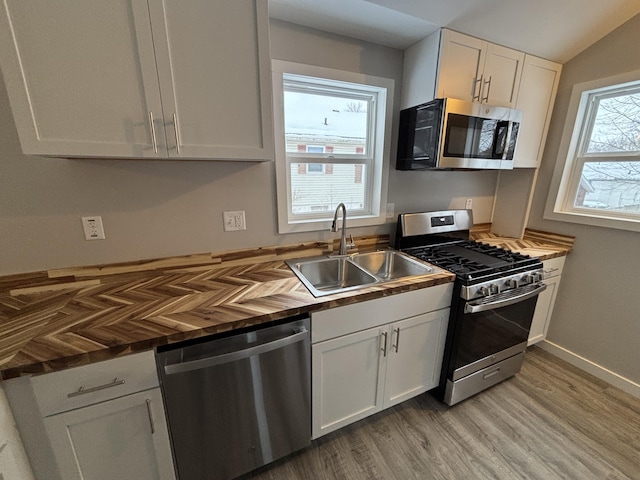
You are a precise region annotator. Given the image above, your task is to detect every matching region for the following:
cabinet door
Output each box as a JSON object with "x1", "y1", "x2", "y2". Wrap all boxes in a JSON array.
[
  {"x1": 437, "y1": 30, "x2": 486, "y2": 102},
  {"x1": 481, "y1": 43, "x2": 524, "y2": 108},
  {"x1": 514, "y1": 55, "x2": 562, "y2": 167},
  {"x1": 149, "y1": 0, "x2": 274, "y2": 160},
  {"x1": 43, "y1": 389, "x2": 175, "y2": 480},
  {"x1": 312, "y1": 327, "x2": 386, "y2": 439},
  {"x1": 0, "y1": 0, "x2": 166, "y2": 158},
  {"x1": 383, "y1": 310, "x2": 448, "y2": 408},
  {"x1": 528, "y1": 275, "x2": 561, "y2": 345}
]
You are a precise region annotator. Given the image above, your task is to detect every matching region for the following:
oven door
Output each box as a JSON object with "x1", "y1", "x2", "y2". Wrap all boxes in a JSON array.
[
  {"x1": 453, "y1": 283, "x2": 546, "y2": 379},
  {"x1": 443, "y1": 283, "x2": 546, "y2": 405}
]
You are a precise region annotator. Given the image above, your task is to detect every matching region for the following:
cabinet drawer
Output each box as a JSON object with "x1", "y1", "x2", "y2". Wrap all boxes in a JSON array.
[
  {"x1": 312, "y1": 283, "x2": 453, "y2": 343},
  {"x1": 542, "y1": 256, "x2": 565, "y2": 279},
  {"x1": 31, "y1": 351, "x2": 158, "y2": 417}
]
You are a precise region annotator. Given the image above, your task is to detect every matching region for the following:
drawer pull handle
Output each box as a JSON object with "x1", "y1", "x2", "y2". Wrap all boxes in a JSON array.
[{"x1": 67, "y1": 377, "x2": 125, "y2": 398}]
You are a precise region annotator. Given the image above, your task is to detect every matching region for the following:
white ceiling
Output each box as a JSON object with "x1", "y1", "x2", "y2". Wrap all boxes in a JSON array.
[{"x1": 268, "y1": 0, "x2": 640, "y2": 63}]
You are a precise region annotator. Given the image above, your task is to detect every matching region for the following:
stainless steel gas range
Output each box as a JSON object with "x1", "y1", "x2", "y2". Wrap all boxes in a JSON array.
[{"x1": 395, "y1": 209, "x2": 546, "y2": 405}]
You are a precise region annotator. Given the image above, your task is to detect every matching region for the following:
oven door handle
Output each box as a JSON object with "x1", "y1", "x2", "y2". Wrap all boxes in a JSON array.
[{"x1": 464, "y1": 283, "x2": 547, "y2": 314}]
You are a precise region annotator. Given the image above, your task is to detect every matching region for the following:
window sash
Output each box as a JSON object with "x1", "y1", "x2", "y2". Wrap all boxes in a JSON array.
[
  {"x1": 272, "y1": 60, "x2": 393, "y2": 234},
  {"x1": 557, "y1": 81, "x2": 640, "y2": 222},
  {"x1": 282, "y1": 76, "x2": 380, "y2": 222}
]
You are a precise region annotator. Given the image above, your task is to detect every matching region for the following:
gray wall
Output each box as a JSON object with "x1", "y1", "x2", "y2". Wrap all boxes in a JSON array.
[
  {"x1": 528, "y1": 14, "x2": 640, "y2": 384},
  {"x1": 0, "y1": 19, "x2": 497, "y2": 275}
]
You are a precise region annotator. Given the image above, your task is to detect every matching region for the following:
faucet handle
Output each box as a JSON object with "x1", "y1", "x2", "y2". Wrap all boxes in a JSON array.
[{"x1": 347, "y1": 234, "x2": 356, "y2": 249}]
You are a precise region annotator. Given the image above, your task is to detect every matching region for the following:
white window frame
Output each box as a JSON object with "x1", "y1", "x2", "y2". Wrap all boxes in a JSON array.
[
  {"x1": 544, "y1": 69, "x2": 640, "y2": 232},
  {"x1": 272, "y1": 60, "x2": 393, "y2": 234}
]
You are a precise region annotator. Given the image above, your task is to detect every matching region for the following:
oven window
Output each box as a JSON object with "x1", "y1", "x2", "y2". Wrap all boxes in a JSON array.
[{"x1": 454, "y1": 295, "x2": 537, "y2": 370}]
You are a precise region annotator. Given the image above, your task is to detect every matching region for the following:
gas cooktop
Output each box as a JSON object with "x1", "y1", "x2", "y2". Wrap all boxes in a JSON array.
[
  {"x1": 395, "y1": 210, "x2": 543, "y2": 289},
  {"x1": 403, "y1": 240, "x2": 540, "y2": 282}
]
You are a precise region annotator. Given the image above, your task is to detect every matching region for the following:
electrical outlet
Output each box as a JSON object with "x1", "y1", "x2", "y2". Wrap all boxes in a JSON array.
[
  {"x1": 386, "y1": 203, "x2": 395, "y2": 219},
  {"x1": 81, "y1": 216, "x2": 106, "y2": 240},
  {"x1": 465, "y1": 198, "x2": 473, "y2": 209},
  {"x1": 223, "y1": 211, "x2": 246, "y2": 231}
]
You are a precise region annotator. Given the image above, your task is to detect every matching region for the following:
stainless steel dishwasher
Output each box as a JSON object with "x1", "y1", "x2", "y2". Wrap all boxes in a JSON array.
[{"x1": 156, "y1": 316, "x2": 310, "y2": 480}]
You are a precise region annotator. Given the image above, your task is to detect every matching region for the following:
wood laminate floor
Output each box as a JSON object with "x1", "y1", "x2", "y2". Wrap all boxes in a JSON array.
[{"x1": 244, "y1": 347, "x2": 640, "y2": 480}]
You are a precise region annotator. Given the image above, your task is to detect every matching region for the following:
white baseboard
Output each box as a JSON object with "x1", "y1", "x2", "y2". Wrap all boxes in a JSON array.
[{"x1": 537, "y1": 340, "x2": 640, "y2": 399}]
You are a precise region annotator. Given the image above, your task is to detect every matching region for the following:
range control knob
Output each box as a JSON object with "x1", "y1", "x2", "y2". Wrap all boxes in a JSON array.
[{"x1": 506, "y1": 278, "x2": 519, "y2": 289}]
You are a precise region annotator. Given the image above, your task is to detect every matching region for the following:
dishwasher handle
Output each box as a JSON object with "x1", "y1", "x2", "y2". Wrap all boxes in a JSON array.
[{"x1": 163, "y1": 327, "x2": 309, "y2": 375}]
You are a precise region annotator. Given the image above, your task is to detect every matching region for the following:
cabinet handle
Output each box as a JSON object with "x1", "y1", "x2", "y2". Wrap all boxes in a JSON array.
[
  {"x1": 148, "y1": 112, "x2": 158, "y2": 153},
  {"x1": 472, "y1": 75, "x2": 483, "y2": 101},
  {"x1": 145, "y1": 399, "x2": 155, "y2": 434},
  {"x1": 67, "y1": 377, "x2": 125, "y2": 398},
  {"x1": 381, "y1": 331, "x2": 388, "y2": 357},
  {"x1": 544, "y1": 267, "x2": 559, "y2": 274},
  {"x1": 481, "y1": 76, "x2": 492, "y2": 103},
  {"x1": 393, "y1": 327, "x2": 400, "y2": 353},
  {"x1": 173, "y1": 113, "x2": 182, "y2": 154}
]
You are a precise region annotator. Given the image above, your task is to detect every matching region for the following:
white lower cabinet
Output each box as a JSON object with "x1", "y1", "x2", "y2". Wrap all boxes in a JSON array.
[
  {"x1": 43, "y1": 388, "x2": 174, "y2": 480},
  {"x1": 311, "y1": 284, "x2": 453, "y2": 438},
  {"x1": 528, "y1": 256, "x2": 566, "y2": 345},
  {"x1": 3, "y1": 351, "x2": 175, "y2": 480}
]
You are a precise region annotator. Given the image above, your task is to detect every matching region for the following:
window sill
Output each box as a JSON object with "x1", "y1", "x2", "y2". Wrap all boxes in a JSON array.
[{"x1": 543, "y1": 208, "x2": 640, "y2": 233}]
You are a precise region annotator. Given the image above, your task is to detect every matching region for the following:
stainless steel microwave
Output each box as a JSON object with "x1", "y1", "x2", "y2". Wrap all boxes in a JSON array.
[{"x1": 396, "y1": 98, "x2": 523, "y2": 170}]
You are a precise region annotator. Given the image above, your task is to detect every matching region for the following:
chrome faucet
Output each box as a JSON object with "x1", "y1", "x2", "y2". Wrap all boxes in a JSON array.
[{"x1": 331, "y1": 202, "x2": 354, "y2": 255}]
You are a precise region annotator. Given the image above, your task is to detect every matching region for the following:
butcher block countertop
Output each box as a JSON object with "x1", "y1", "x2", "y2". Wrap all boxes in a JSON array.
[{"x1": 0, "y1": 229, "x2": 574, "y2": 381}]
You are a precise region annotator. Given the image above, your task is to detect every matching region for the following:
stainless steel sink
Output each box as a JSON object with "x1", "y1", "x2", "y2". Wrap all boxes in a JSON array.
[
  {"x1": 286, "y1": 250, "x2": 439, "y2": 297},
  {"x1": 288, "y1": 256, "x2": 377, "y2": 297},
  {"x1": 350, "y1": 250, "x2": 435, "y2": 280}
]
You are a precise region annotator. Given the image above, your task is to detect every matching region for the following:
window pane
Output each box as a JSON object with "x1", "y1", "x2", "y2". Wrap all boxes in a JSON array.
[
  {"x1": 586, "y1": 92, "x2": 640, "y2": 153},
  {"x1": 283, "y1": 90, "x2": 369, "y2": 156},
  {"x1": 290, "y1": 163, "x2": 366, "y2": 215},
  {"x1": 573, "y1": 161, "x2": 640, "y2": 213}
]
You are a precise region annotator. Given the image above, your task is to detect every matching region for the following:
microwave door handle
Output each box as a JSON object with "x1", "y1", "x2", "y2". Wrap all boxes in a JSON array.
[{"x1": 492, "y1": 120, "x2": 510, "y2": 158}]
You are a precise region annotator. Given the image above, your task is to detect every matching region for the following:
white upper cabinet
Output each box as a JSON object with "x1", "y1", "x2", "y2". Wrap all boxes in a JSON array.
[
  {"x1": 149, "y1": 0, "x2": 273, "y2": 160},
  {"x1": 0, "y1": 0, "x2": 164, "y2": 158},
  {"x1": 437, "y1": 30, "x2": 524, "y2": 108},
  {"x1": 0, "y1": 0, "x2": 273, "y2": 161},
  {"x1": 513, "y1": 55, "x2": 562, "y2": 168}
]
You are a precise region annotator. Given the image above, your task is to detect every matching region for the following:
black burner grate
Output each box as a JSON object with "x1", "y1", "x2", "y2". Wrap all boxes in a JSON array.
[{"x1": 404, "y1": 241, "x2": 539, "y2": 282}]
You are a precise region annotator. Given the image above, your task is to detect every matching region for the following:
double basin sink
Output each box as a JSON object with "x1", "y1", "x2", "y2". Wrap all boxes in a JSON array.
[{"x1": 286, "y1": 250, "x2": 442, "y2": 297}]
